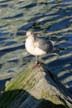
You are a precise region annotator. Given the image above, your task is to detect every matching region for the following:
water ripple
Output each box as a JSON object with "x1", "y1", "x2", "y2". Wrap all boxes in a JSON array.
[{"x1": 0, "y1": 0, "x2": 72, "y2": 95}]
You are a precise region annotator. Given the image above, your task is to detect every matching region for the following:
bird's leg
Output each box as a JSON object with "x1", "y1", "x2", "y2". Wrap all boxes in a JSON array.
[
  {"x1": 32, "y1": 56, "x2": 40, "y2": 68},
  {"x1": 35, "y1": 56, "x2": 39, "y2": 64},
  {"x1": 32, "y1": 56, "x2": 41, "y2": 68}
]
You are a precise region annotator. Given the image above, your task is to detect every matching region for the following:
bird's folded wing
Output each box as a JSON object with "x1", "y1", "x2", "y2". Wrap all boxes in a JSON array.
[{"x1": 34, "y1": 38, "x2": 53, "y2": 53}]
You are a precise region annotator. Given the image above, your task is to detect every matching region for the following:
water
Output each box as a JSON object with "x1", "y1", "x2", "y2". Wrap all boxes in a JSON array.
[{"x1": 0, "y1": 0, "x2": 72, "y2": 95}]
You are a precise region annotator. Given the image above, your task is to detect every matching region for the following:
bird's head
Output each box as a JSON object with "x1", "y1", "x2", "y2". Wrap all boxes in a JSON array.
[{"x1": 26, "y1": 31, "x2": 34, "y2": 38}]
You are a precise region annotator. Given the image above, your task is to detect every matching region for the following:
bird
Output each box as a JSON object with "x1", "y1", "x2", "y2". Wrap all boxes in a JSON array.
[{"x1": 25, "y1": 31, "x2": 54, "y2": 65}]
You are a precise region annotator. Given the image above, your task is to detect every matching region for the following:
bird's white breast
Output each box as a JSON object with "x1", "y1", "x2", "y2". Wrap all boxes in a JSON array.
[
  {"x1": 25, "y1": 38, "x2": 46, "y2": 56},
  {"x1": 25, "y1": 38, "x2": 34, "y2": 53}
]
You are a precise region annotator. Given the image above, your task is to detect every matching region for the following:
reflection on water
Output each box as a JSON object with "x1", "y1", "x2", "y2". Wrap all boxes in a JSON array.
[{"x1": 0, "y1": 0, "x2": 72, "y2": 96}]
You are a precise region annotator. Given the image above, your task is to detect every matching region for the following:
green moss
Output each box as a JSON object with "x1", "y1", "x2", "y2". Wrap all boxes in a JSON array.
[
  {"x1": 0, "y1": 64, "x2": 70, "y2": 108},
  {"x1": 6, "y1": 66, "x2": 33, "y2": 90}
]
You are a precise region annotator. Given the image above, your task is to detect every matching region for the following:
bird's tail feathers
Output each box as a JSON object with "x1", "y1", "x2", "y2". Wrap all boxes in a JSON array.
[{"x1": 50, "y1": 40, "x2": 55, "y2": 46}]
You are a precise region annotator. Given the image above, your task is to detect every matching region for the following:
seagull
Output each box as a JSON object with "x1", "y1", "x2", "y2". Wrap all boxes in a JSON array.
[{"x1": 25, "y1": 31, "x2": 54, "y2": 65}]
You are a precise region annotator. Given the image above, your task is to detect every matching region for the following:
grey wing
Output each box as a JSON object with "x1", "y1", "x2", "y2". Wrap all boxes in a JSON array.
[{"x1": 36, "y1": 38, "x2": 54, "y2": 53}]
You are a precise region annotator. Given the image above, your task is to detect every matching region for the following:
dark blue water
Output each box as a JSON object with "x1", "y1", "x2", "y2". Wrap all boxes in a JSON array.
[
  {"x1": 0, "y1": 78, "x2": 11, "y2": 92},
  {"x1": 0, "y1": 0, "x2": 72, "y2": 97}
]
